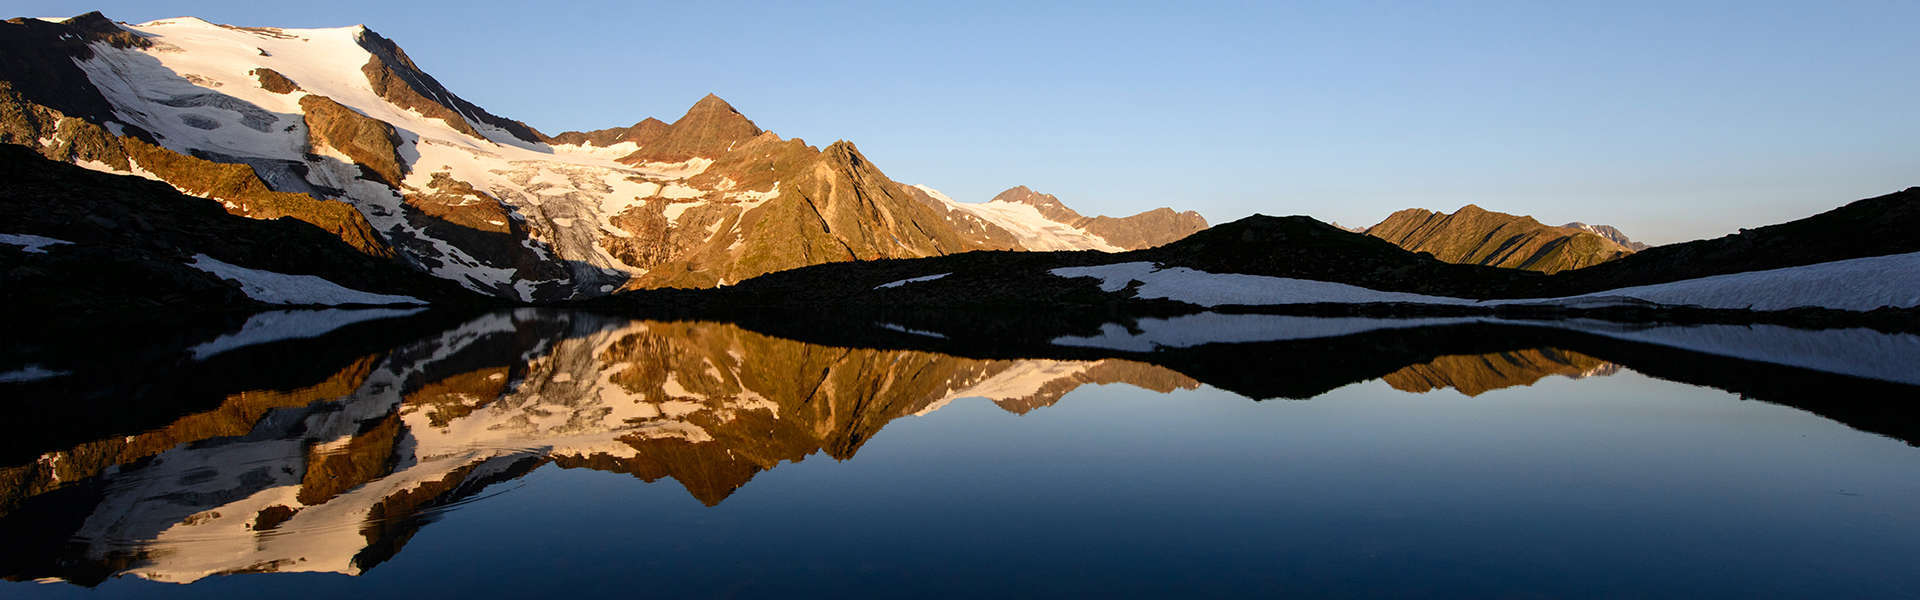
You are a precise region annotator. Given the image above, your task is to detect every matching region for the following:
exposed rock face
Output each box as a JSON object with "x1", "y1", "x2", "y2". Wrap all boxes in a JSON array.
[
  {"x1": 611, "y1": 94, "x2": 764, "y2": 164},
  {"x1": 1563, "y1": 222, "x2": 1649, "y2": 251},
  {"x1": 1365, "y1": 205, "x2": 1634, "y2": 273},
  {"x1": 251, "y1": 67, "x2": 298, "y2": 94},
  {"x1": 299, "y1": 94, "x2": 406, "y2": 187},
  {"x1": 0, "y1": 85, "x2": 392, "y2": 258},
  {"x1": 1381, "y1": 348, "x2": 1618, "y2": 396},
  {"x1": 353, "y1": 28, "x2": 544, "y2": 144}
]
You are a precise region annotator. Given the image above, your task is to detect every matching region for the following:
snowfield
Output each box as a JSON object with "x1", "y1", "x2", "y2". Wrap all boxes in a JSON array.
[
  {"x1": 1051, "y1": 251, "x2": 1920, "y2": 312},
  {"x1": 188, "y1": 254, "x2": 426, "y2": 305},
  {"x1": 1510, "y1": 252, "x2": 1920, "y2": 311},
  {"x1": 1050, "y1": 312, "x2": 1920, "y2": 385},
  {"x1": 1051, "y1": 262, "x2": 1475, "y2": 307},
  {"x1": 0, "y1": 233, "x2": 74, "y2": 254},
  {"x1": 912, "y1": 184, "x2": 1122, "y2": 252}
]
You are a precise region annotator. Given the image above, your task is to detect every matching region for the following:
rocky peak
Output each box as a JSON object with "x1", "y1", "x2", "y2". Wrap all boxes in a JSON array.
[
  {"x1": 616, "y1": 94, "x2": 764, "y2": 163},
  {"x1": 354, "y1": 28, "x2": 545, "y2": 144},
  {"x1": 60, "y1": 12, "x2": 148, "y2": 49},
  {"x1": 991, "y1": 185, "x2": 1084, "y2": 223}
]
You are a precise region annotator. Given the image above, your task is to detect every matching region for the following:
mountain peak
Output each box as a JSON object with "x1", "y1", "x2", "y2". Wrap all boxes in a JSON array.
[
  {"x1": 683, "y1": 93, "x2": 741, "y2": 118},
  {"x1": 991, "y1": 185, "x2": 1084, "y2": 224},
  {"x1": 615, "y1": 94, "x2": 764, "y2": 163}
]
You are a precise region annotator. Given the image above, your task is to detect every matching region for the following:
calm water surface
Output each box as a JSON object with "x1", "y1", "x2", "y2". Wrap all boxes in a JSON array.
[{"x1": 3, "y1": 311, "x2": 1916, "y2": 598}]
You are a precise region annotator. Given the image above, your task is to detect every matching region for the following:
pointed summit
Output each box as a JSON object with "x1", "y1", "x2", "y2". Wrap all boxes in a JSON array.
[
  {"x1": 684, "y1": 93, "x2": 738, "y2": 116},
  {"x1": 619, "y1": 94, "x2": 763, "y2": 163}
]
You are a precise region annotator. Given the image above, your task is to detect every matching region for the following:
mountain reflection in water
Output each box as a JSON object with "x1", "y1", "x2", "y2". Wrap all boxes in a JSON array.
[{"x1": 0, "y1": 309, "x2": 1914, "y2": 589}]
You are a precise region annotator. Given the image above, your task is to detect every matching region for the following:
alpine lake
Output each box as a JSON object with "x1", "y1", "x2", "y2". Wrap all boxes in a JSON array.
[{"x1": 3, "y1": 309, "x2": 1916, "y2": 598}]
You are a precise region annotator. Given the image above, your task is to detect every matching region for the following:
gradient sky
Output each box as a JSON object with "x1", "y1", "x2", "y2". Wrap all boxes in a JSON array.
[{"x1": 20, "y1": 1, "x2": 1919, "y2": 244}]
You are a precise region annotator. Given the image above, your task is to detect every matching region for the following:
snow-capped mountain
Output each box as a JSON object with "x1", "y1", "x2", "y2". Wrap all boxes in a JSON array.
[
  {"x1": 0, "y1": 13, "x2": 1208, "y2": 301},
  {"x1": 900, "y1": 185, "x2": 1208, "y2": 252},
  {"x1": 1561, "y1": 221, "x2": 1649, "y2": 251}
]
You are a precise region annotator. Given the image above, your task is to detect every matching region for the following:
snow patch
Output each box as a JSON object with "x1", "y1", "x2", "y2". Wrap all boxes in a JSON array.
[
  {"x1": 188, "y1": 254, "x2": 426, "y2": 305},
  {"x1": 1508, "y1": 252, "x2": 1920, "y2": 312},
  {"x1": 1054, "y1": 252, "x2": 1920, "y2": 312},
  {"x1": 0, "y1": 233, "x2": 74, "y2": 254},
  {"x1": 1051, "y1": 262, "x2": 1473, "y2": 307},
  {"x1": 878, "y1": 323, "x2": 947, "y2": 339},
  {"x1": 0, "y1": 365, "x2": 70, "y2": 383},
  {"x1": 875, "y1": 272, "x2": 951, "y2": 289}
]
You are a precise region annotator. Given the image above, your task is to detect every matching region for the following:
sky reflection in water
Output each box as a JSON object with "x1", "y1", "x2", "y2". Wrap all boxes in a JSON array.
[{"x1": 3, "y1": 311, "x2": 1916, "y2": 598}]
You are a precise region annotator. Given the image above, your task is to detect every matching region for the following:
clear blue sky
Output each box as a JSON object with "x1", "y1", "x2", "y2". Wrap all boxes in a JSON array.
[{"x1": 22, "y1": 1, "x2": 1919, "y2": 243}]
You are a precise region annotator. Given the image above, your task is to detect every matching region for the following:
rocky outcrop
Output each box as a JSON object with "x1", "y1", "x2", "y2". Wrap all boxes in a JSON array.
[
  {"x1": 354, "y1": 29, "x2": 544, "y2": 144},
  {"x1": 0, "y1": 85, "x2": 392, "y2": 258},
  {"x1": 1365, "y1": 204, "x2": 1634, "y2": 273},
  {"x1": 299, "y1": 94, "x2": 407, "y2": 187},
  {"x1": 0, "y1": 144, "x2": 472, "y2": 313},
  {"x1": 626, "y1": 138, "x2": 1011, "y2": 288},
  {"x1": 251, "y1": 67, "x2": 298, "y2": 93}
]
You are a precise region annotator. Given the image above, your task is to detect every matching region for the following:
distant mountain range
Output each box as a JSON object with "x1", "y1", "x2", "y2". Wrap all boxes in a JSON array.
[
  {"x1": 0, "y1": 13, "x2": 1205, "y2": 301},
  {"x1": 1363, "y1": 205, "x2": 1637, "y2": 273}
]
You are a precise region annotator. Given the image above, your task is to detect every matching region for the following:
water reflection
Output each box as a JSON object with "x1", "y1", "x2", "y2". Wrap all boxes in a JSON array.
[
  {"x1": 1382, "y1": 348, "x2": 1619, "y2": 396},
  {"x1": 1, "y1": 309, "x2": 1915, "y2": 588}
]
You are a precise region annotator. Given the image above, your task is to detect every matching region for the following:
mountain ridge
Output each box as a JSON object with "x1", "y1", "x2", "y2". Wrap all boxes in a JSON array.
[
  {"x1": 1364, "y1": 204, "x2": 1635, "y2": 273},
  {"x1": 0, "y1": 12, "x2": 1207, "y2": 300}
]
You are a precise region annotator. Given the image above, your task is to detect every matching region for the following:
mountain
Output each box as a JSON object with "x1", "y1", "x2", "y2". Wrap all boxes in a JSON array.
[
  {"x1": 1364, "y1": 205, "x2": 1635, "y2": 273},
  {"x1": 900, "y1": 184, "x2": 1208, "y2": 251},
  {"x1": 591, "y1": 187, "x2": 1920, "y2": 323},
  {"x1": 1562, "y1": 221, "x2": 1648, "y2": 251},
  {"x1": 0, "y1": 143, "x2": 476, "y2": 315},
  {"x1": 0, "y1": 13, "x2": 1206, "y2": 301}
]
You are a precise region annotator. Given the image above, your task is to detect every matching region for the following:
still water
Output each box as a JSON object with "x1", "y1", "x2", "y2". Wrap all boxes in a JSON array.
[{"x1": 3, "y1": 310, "x2": 1917, "y2": 598}]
